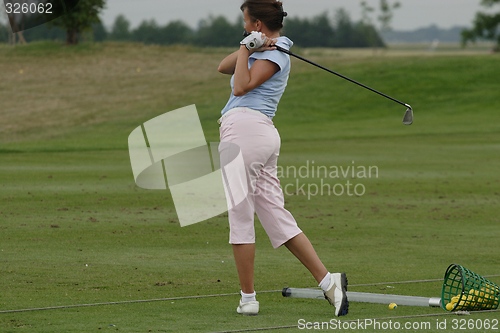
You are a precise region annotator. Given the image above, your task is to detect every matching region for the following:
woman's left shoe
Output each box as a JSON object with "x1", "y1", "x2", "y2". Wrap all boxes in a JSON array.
[{"x1": 324, "y1": 272, "x2": 349, "y2": 316}]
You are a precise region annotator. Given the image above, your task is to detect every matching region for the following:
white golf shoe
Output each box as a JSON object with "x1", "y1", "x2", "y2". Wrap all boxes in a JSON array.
[
  {"x1": 323, "y1": 272, "x2": 349, "y2": 316},
  {"x1": 236, "y1": 299, "x2": 259, "y2": 315}
]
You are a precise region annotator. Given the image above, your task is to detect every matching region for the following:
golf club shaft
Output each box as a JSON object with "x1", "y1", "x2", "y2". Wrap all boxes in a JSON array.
[
  {"x1": 282, "y1": 288, "x2": 442, "y2": 308},
  {"x1": 275, "y1": 45, "x2": 410, "y2": 109}
]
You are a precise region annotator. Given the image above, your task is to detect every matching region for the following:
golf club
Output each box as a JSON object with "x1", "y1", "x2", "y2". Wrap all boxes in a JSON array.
[
  {"x1": 274, "y1": 45, "x2": 413, "y2": 125},
  {"x1": 242, "y1": 31, "x2": 413, "y2": 125}
]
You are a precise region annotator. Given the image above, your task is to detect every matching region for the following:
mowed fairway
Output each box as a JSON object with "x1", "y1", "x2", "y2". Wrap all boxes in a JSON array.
[{"x1": 1, "y1": 42, "x2": 499, "y2": 332}]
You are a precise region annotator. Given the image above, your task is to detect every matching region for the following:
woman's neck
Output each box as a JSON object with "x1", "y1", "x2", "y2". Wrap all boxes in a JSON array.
[{"x1": 260, "y1": 28, "x2": 280, "y2": 39}]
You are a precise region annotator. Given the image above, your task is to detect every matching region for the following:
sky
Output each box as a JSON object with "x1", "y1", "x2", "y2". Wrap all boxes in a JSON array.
[{"x1": 101, "y1": 0, "x2": 489, "y2": 31}]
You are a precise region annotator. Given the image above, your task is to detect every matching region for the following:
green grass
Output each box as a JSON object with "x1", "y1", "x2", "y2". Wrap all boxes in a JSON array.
[{"x1": 1, "y1": 42, "x2": 499, "y2": 332}]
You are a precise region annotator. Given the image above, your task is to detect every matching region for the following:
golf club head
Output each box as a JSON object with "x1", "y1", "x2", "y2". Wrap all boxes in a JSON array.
[{"x1": 402, "y1": 105, "x2": 413, "y2": 125}]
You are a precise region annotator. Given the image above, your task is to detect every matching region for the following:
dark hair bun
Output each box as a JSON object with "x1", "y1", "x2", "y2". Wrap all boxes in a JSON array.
[{"x1": 241, "y1": 0, "x2": 287, "y2": 31}]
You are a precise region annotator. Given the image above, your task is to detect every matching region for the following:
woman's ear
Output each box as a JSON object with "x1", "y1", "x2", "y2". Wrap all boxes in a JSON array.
[{"x1": 255, "y1": 19, "x2": 262, "y2": 32}]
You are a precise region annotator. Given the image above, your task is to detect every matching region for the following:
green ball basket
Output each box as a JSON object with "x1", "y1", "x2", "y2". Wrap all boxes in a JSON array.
[{"x1": 441, "y1": 264, "x2": 500, "y2": 312}]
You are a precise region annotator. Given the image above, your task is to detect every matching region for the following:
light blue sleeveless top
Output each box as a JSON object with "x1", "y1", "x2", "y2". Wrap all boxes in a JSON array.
[{"x1": 221, "y1": 36, "x2": 293, "y2": 118}]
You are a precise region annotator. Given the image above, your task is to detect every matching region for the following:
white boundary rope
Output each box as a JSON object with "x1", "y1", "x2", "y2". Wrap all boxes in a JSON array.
[
  {"x1": 351, "y1": 274, "x2": 500, "y2": 287},
  {"x1": 1, "y1": 275, "x2": 498, "y2": 314},
  {"x1": 0, "y1": 292, "x2": 240, "y2": 314}
]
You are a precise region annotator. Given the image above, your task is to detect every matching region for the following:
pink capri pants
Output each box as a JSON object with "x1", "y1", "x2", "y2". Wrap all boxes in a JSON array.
[{"x1": 219, "y1": 107, "x2": 302, "y2": 248}]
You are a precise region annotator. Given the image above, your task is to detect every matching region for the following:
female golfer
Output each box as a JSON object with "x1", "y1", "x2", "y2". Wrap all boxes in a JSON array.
[{"x1": 217, "y1": 0, "x2": 348, "y2": 317}]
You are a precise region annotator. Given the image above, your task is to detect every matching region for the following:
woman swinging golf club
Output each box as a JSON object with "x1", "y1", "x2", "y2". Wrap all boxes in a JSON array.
[{"x1": 217, "y1": 0, "x2": 348, "y2": 316}]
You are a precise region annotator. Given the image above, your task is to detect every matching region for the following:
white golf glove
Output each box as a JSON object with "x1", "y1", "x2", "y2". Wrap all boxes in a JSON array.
[{"x1": 240, "y1": 31, "x2": 266, "y2": 50}]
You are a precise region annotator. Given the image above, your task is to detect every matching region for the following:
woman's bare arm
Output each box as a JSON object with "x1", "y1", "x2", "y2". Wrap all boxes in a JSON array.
[
  {"x1": 218, "y1": 50, "x2": 239, "y2": 75},
  {"x1": 232, "y1": 45, "x2": 279, "y2": 96}
]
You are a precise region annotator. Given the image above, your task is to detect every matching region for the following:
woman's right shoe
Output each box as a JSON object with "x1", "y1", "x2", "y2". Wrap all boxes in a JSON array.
[{"x1": 236, "y1": 299, "x2": 259, "y2": 315}]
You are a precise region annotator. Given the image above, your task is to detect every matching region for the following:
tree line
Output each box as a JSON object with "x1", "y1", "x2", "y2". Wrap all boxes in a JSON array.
[
  {"x1": 2, "y1": 0, "x2": 499, "y2": 50},
  {"x1": 0, "y1": 9, "x2": 386, "y2": 48},
  {"x1": 462, "y1": 0, "x2": 500, "y2": 51}
]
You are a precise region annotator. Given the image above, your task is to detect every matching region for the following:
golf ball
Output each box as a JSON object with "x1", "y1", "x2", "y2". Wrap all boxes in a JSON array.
[{"x1": 388, "y1": 303, "x2": 397, "y2": 310}]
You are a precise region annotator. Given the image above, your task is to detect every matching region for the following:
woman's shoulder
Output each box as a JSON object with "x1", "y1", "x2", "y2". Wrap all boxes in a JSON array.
[
  {"x1": 276, "y1": 36, "x2": 293, "y2": 50},
  {"x1": 249, "y1": 36, "x2": 293, "y2": 71}
]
